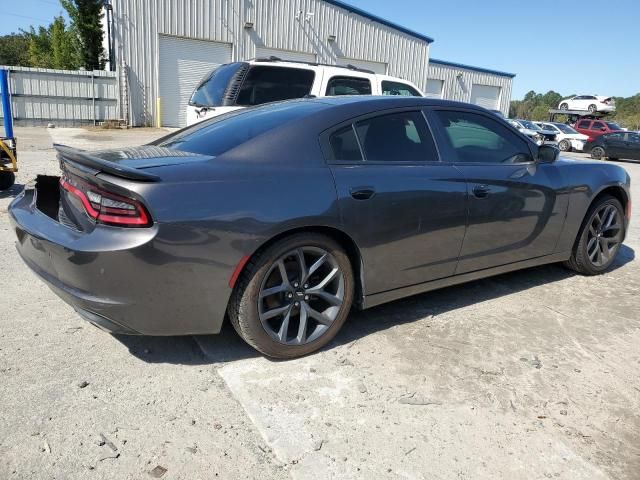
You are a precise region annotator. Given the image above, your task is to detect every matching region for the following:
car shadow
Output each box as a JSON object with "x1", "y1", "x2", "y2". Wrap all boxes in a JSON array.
[
  {"x1": 114, "y1": 245, "x2": 635, "y2": 365},
  {"x1": 330, "y1": 245, "x2": 635, "y2": 349},
  {"x1": 112, "y1": 322, "x2": 259, "y2": 365}
]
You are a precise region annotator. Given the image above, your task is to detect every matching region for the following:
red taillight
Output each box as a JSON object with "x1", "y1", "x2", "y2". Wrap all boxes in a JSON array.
[{"x1": 60, "y1": 176, "x2": 151, "y2": 227}]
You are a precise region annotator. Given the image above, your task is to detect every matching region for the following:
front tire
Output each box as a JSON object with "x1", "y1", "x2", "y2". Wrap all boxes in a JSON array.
[
  {"x1": 228, "y1": 233, "x2": 354, "y2": 359},
  {"x1": 560, "y1": 103, "x2": 568, "y2": 110},
  {"x1": 591, "y1": 146, "x2": 605, "y2": 160},
  {"x1": 563, "y1": 195, "x2": 625, "y2": 275},
  {"x1": 588, "y1": 104, "x2": 597, "y2": 113},
  {"x1": 558, "y1": 139, "x2": 571, "y2": 152}
]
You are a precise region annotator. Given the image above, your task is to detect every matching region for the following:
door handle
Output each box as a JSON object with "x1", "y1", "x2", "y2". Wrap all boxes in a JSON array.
[
  {"x1": 472, "y1": 184, "x2": 491, "y2": 198},
  {"x1": 350, "y1": 187, "x2": 376, "y2": 200}
]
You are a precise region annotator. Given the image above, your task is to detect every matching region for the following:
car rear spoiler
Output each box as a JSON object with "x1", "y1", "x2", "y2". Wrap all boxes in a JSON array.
[{"x1": 53, "y1": 144, "x2": 161, "y2": 182}]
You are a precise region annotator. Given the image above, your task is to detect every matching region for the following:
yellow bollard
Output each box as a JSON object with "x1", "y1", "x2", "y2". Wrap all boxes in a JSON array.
[{"x1": 156, "y1": 97, "x2": 162, "y2": 128}]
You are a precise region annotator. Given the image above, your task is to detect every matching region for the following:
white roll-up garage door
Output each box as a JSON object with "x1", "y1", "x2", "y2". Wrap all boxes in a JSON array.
[
  {"x1": 425, "y1": 79, "x2": 444, "y2": 98},
  {"x1": 158, "y1": 36, "x2": 232, "y2": 127},
  {"x1": 470, "y1": 84, "x2": 501, "y2": 110},
  {"x1": 337, "y1": 58, "x2": 387, "y2": 74},
  {"x1": 256, "y1": 47, "x2": 316, "y2": 63}
]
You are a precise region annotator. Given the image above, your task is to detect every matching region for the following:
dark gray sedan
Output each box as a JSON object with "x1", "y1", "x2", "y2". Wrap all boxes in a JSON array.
[{"x1": 9, "y1": 97, "x2": 631, "y2": 358}]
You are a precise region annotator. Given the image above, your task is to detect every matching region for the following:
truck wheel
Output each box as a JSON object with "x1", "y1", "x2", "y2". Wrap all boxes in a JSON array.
[{"x1": 0, "y1": 172, "x2": 15, "y2": 190}]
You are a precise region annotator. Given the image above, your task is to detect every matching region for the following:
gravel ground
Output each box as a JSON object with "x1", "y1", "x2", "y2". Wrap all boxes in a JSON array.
[{"x1": 1, "y1": 127, "x2": 638, "y2": 480}]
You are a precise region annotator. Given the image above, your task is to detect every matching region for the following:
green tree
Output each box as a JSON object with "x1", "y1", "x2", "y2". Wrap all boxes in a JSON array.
[
  {"x1": 61, "y1": 0, "x2": 105, "y2": 70},
  {"x1": 50, "y1": 16, "x2": 80, "y2": 69},
  {"x1": 24, "y1": 17, "x2": 80, "y2": 69},
  {"x1": 0, "y1": 33, "x2": 30, "y2": 66}
]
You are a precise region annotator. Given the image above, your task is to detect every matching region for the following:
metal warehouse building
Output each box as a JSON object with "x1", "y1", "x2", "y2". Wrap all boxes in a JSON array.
[{"x1": 105, "y1": 0, "x2": 515, "y2": 127}]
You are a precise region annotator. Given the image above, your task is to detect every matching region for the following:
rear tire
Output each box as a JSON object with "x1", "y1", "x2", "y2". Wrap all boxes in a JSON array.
[
  {"x1": 563, "y1": 195, "x2": 625, "y2": 275},
  {"x1": 0, "y1": 172, "x2": 15, "y2": 190},
  {"x1": 591, "y1": 146, "x2": 605, "y2": 160},
  {"x1": 558, "y1": 139, "x2": 571, "y2": 152},
  {"x1": 588, "y1": 104, "x2": 597, "y2": 113},
  {"x1": 228, "y1": 233, "x2": 354, "y2": 359}
]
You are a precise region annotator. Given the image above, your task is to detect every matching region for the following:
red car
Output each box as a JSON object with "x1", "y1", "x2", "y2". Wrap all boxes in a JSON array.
[{"x1": 574, "y1": 119, "x2": 624, "y2": 141}]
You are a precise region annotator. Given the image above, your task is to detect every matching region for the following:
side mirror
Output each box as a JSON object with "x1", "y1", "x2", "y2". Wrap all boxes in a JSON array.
[{"x1": 537, "y1": 144, "x2": 559, "y2": 163}]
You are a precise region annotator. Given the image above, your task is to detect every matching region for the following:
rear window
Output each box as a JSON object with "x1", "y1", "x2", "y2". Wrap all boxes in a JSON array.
[
  {"x1": 326, "y1": 76, "x2": 372, "y2": 96},
  {"x1": 157, "y1": 102, "x2": 325, "y2": 157},
  {"x1": 190, "y1": 63, "x2": 245, "y2": 107},
  {"x1": 236, "y1": 66, "x2": 315, "y2": 106}
]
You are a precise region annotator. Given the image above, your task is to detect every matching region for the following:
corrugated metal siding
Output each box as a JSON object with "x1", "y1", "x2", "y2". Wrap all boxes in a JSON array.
[
  {"x1": 337, "y1": 57, "x2": 387, "y2": 74},
  {"x1": 427, "y1": 62, "x2": 513, "y2": 116},
  {"x1": 111, "y1": 0, "x2": 431, "y2": 126},
  {"x1": 0, "y1": 65, "x2": 119, "y2": 126},
  {"x1": 256, "y1": 47, "x2": 316, "y2": 62}
]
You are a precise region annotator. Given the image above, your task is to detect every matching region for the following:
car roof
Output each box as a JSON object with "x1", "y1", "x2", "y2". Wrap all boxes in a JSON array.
[{"x1": 307, "y1": 95, "x2": 483, "y2": 110}]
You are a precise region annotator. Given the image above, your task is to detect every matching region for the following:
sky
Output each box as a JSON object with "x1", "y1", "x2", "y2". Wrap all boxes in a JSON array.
[{"x1": 2, "y1": 0, "x2": 639, "y2": 100}]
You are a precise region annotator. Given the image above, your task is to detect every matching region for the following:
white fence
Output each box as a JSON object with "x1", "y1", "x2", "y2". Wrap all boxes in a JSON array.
[{"x1": 0, "y1": 66, "x2": 121, "y2": 127}]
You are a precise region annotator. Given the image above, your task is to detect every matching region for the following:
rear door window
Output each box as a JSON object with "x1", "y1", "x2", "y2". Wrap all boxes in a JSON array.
[
  {"x1": 329, "y1": 126, "x2": 363, "y2": 161},
  {"x1": 236, "y1": 66, "x2": 315, "y2": 106},
  {"x1": 591, "y1": 121, "x2": 606, "y2": 130},
  {"x1": 354, "y1": 111, "x2": 438, "y2": 162},
  {"x1": 326, "y1": 76, "x2": 372, "y2": 96},
  {"x1": 381, "y1": 81, "x2": 421, "y2": 97}
]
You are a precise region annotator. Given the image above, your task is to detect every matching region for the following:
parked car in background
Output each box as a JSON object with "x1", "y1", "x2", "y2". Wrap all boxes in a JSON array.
[
  {"x1": 574, "y1": 119, "x2": 624, "y2": 140},
  {"x1": 586, "y1": 131, "x2": 640, "y2": 161},
  {"x1": 508, "y1": 119, "x2": 556, "y2": 145},
  {"x1": 186, "y1": 58, "x2": 424, "y2": 125},
  {"x1": 558, "y1": 95, "x2": 616, "y2": 113},
  {"x1": 9, "y1": 97, "x2": 630, "y2": 358},
  {"x1": 534, "y1": 121, "x2": 589, "y2": 152}
]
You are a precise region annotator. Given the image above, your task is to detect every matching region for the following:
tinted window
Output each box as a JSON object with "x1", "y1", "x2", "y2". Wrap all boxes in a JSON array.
[
  {"x1": 381, "y1": 81, "x2": 421, "y2": 97},
  {"x1": 629, "y1": 133, "x2": 640, "y2": 143},
  {"x1": 606, "y1": 122, "x2": 623, "y2": 130},
  {"x1": 606, "y1": 133, "x2": 625, "y2": 140},
  {"x1": 326, "y1": 76, "x2": 372, "y2": 96},
  {"x1": 190, "y1": 63, "x2": 245, "y2": 107},
  {"x1": 354, "y1": 111, "x2": 437, "y2": 162},
  {"x1": 330, "y1": 126, "x2": 362, "y2": 161},
  {"x1": 432, "y1": 110, "x2": 533, "y2": 164},
  {"x1": 577, "y1": 120, "x2": 591, "y2": 129},
  {"x1": 157, "y1": 102, "x2": 325, "y2": 156},
  {"x1": 236, "y1": 66, "x2": 315, "y2": 106},
  {"x1": 592, "y1": 122, "x2": 606, "y2": 130}
]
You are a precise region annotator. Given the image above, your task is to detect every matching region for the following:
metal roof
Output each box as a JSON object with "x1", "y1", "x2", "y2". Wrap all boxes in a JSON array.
[
  {"x1": 429, "y1": 58, "x2": 516, "y2": 78},
  {"x1": 323, "y1": 0, "x2": 434, "y2": 44}
]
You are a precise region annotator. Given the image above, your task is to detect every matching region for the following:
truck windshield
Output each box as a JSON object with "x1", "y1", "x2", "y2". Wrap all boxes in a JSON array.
[{"x1": 189, "y1": 63, "x2": 246, "y2": 107}]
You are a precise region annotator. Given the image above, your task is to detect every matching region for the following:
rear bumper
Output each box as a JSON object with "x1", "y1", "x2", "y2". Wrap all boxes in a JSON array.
[{"x1": 9, "y1": 185, "x2": 231, "y2": 336}]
